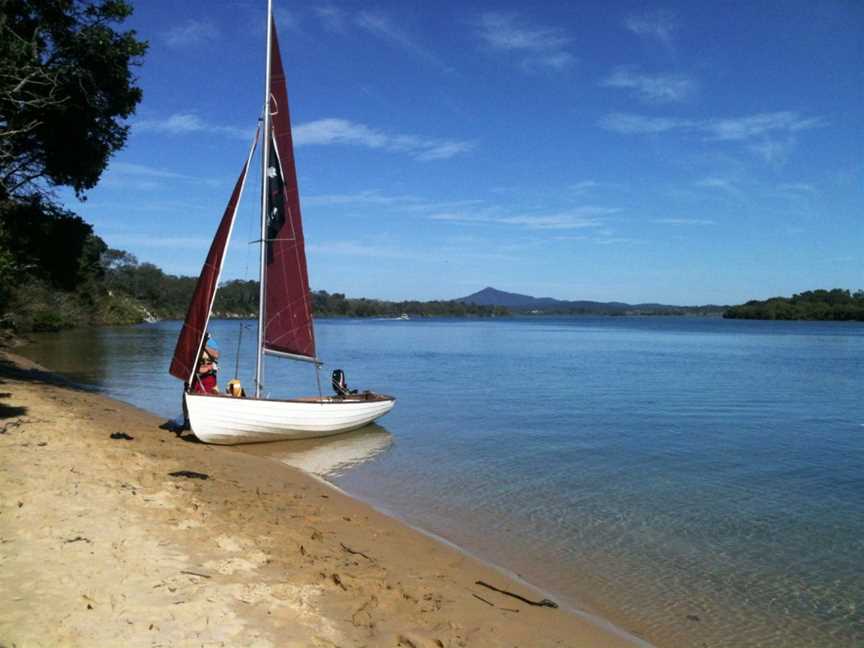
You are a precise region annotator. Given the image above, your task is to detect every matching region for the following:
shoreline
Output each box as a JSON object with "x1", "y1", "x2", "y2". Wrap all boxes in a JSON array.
[
  {"x1": 0, "y1": 349, "x2": 648, "y2": 647},
  {"x1": 312, "y1": 475, "x2": 652, "y2": 648}
]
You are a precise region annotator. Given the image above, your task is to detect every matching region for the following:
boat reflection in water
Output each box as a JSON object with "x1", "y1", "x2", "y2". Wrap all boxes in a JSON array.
[{"x1": 229, "y1": 425, "x2": 393, "y2": 478}]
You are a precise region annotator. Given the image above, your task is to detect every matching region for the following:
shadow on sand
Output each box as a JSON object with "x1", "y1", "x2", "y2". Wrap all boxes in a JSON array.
[{"x1": 0, "y1": 353, "x2": 98, "y2": 422}]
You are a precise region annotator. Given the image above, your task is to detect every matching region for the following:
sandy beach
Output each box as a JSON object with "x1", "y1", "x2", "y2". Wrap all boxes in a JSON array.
[{"x1": 0, "y1": 350, "x2": 645, "y2": 647}]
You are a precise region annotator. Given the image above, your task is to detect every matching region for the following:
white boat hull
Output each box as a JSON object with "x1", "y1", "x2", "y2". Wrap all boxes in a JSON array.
[{"x1": 185, "y1": 392, "x2": 395, "y2": 445}]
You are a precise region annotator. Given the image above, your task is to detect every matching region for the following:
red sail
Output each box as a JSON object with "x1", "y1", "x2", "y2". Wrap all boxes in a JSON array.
[
  {"x1": 169, "y1": 153, "x2": 253, "y2": 383},
  {"x1": 262, "y1": 21, "x2": 316, "y2": 361}
]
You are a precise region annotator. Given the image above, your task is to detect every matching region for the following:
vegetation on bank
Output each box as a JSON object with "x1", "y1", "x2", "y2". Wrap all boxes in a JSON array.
[
  {"x1": 724, "y1": 289, "x2": 864, "y2": 321},
  {"x1": 2, "y1": 239, "x2": 507, "y2": 332},
  {"x1": 0, "y1": 1, "x2": 148, "y2": 332},
  {"x1": 103, "y1": 254, "x2": 508, "y2": 321},
  {"x1": 310, "y1": 290, "x2": 509, "y2": 318}
]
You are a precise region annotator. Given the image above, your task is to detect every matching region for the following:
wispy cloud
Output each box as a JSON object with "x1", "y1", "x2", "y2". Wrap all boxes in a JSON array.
[
  {"x1": 162, "y1": 20, "x2": 219, "y2": 49},
  {"x1": 624, "y1": 10, "x2": 679, "y2": 48},
  {"x1": 777, "y1": 182, "x2": 816, "y2": 195},
  {"x1": 430, "y1": 206, "x2": 617, "y2": 230},
  {"x1": 315, "y1": 6, "x2": 350, "y2": 33},
  {"x1": 695, "y1": 177, "x2": 737, "y2": 190},
  {"x1": 552, "y1": 234, "x2": 590, "y2": 241},
  {"x1": 134, "y1": 114, "x2": 471, "y2": 161},
  {"x1": 109, "y1": 162, "x2": 198, "y2": 181},
  {"x1": 695, "y1": 177, "x2": 745, "y2": 200},
  {"x1": 708, "y1": 113, "x2": 824, "y2": 141},
  {"x1": 768, "y1": 182, "x2": 819, "y2": 203},
  {"x1": 521, "y1": 52, "x2": 576, "y2": 73},
  {"x1": 102, "y1": 162, "x2": 222, "y2": 191},
  {"x1": 748, "y1": 138, "x2": 795, "y2": 165},
  {"x1": 134, "y1": 113, "x2": 251, "y2": 139},
  {"x1": 355, "y1": 11, "x2": 446, "y2": 68},
  {"x1": 304, "y1": 191, "x2": 428, "y2": 208},
  {"x1": 84, "y1": 199, "x2": 208, "y2": 218},
  {"x1": 652, "y1": 217, "x2": 716, "y2": 225},
  {"x1": 308, "y1": 241, "x2": 415, "y2": 260},
  {"x1": 312, "y1": 7, "x2": 445, "y2": 68},
  {"x1": 274, "y1": 10, "x2": 300, "y2": 32},
  {"x1": 594, "y1": 236, "x2": 642, "y2": 246},
  {"x1": 303, "y1": 191, "x2": 483, "y2": 213},
  {"x1": 476, "y1": 12, "x2": 568, "y2": 50},
  {"x1": 569, "y1": 180, "x2": 601, "y2": 195},
  {"x1": 310, "y1": 239, "x2": 520, "y2": 267},
  {"x1": 475, "y1": 12, "x2": 576, "y2": 72},
  {"x1": 602, "y1": 66, "x2": 696, "y2": 104},
  {"x1": 293, "y1": 118, "x2": 474, "y2": 160},
  {"x1": 106, "y1": 234, "x2": 212, "y2": 249},
  {"x1": 600, "y1": 113, "x2": 685, "y2": 134},
  {"x1": 600, "y1": 111, "x2": 826, "y2": 162},
  {"x1": 355, "y1": 11, "x2": 410, "y2": 46}
]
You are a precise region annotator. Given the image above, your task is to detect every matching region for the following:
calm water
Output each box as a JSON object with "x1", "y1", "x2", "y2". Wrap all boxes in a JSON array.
[{"x1": 23, "y1": 317, "x2": 864, "y2": 647}]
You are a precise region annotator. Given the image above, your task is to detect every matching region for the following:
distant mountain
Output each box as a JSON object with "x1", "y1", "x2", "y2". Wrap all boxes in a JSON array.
[{"x1": 457, "y1": 287, "x2": 726, "y2": 316}]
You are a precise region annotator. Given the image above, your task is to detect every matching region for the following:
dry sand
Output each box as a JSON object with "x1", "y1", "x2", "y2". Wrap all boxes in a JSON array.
[{"x1": 0, "y1": 350, "x2": 647, "y2": 647}]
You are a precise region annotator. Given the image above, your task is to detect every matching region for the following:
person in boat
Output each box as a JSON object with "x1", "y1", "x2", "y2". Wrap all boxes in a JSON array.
[
  {"x1": 192, "y1": 336, "x2": 220, "y2": 394},
  {"x1": 226, "y1": 378, "x2": 246, "y2": 398},
  {"x1": 175, "y1": 336, "x2": 220, "y2": 433}
]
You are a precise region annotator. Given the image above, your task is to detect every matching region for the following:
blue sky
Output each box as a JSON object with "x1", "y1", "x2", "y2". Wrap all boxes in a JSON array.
[{"x1": 62, "y1": 0, "x2": 862, "y2": 305}]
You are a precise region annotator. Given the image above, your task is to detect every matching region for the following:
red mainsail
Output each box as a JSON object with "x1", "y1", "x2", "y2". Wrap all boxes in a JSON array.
[
  {"x1": 262, "y1": 21, "x2": 316, "y2": 362},
  {"x1": 169, "y1": 133, "x2": 257, "y2": 383}
]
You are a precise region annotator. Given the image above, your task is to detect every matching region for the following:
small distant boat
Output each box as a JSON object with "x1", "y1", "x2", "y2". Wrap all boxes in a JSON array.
[
  {"x1": 397, "y1": 313, "x2": 410, "y2": 320},
  {"x1": 168, "y1": 1, "x2": 395, "y2": 445}
]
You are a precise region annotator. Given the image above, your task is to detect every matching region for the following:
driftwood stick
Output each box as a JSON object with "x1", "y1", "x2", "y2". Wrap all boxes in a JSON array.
[
  {"x1": 475, "y1": 580, "x2": 558, "y2": 608},
  {"x1": 180, "y1": 570, "x2": 212, "y2": 579},
  {"x1": 340, "y1": 542, "x2": 373, "y2": 561},
  {"x1": 169, "y1": 470, "x2": 209, "y2": 480},
  {"x1": 472, "y1": 593, "x2": 495, "y2": 607}
]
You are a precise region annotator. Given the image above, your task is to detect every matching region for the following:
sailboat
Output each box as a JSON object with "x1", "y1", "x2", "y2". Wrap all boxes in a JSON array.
[{"x1": 168, "y1": 2, "x2": 395, "y2": 445}]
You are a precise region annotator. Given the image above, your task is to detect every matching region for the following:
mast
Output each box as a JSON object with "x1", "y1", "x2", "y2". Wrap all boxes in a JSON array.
[{"x1": 255, "y1": 0, "x2": 274, "y2": 398}]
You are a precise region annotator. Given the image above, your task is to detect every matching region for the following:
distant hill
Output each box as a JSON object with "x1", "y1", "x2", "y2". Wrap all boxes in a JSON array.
[{"x1": 457, "y1": 287, "x2": 726, "y2": 316}]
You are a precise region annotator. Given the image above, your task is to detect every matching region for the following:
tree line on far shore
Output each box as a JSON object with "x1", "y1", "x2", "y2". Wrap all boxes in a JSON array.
[
  {"x1": 104, "y1": 253, "x2": 508, "y2": 320},
  {"x1": 723, "y1": 289, "x2": 864, "y2": 321},
  {"x1": 0, "y1": 231, "x2": 507, "y2": 332},
  {"x1": 1, "y1": 212, "x2": 859, "y2": 331}
]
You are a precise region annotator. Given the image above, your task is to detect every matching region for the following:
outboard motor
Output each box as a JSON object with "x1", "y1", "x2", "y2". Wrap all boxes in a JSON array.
[{"x1": 331, "y1": 369, "x2": 357, "y2": 397}]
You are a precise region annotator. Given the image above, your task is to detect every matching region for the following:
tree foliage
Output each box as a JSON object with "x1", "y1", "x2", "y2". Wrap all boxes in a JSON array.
[
  {"x1": 0, "y1": 194, "x2": 104, "y2": 290},
  {"x1": 309, "y1": 290, "x2": 508, "y2": 318},
  {"x1": 0, "y1": 0, "x2": 147, "y2": 199},
  {"x1": 0, "y1": 1, "x2": 146, "y2": 331},
  {"x1": 0, "y1": 196, "x2": 116, "y2": 330},
  {"x1": 99, "y1": 257, "x2": 508, "y2": 320},
  {"x1": 724, "y1": 289, "x2": 864, "y2": 321}
]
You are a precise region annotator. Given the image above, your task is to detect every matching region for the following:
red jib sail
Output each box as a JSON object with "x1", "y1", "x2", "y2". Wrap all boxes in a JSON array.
[
  {"x1": 169, "y1": 131, "x2": 257, "y2": 383},
  {"x1": 262, "y1": 21, "x2": 316, "y2": 362}
]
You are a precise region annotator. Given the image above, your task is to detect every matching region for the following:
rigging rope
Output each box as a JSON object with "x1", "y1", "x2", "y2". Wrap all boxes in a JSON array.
[{"x1": 314, "y1": 362, "x2": 323, "y2": 402}]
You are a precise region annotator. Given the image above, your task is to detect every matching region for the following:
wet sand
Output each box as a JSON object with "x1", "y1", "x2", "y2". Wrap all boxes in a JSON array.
[{"x1": 0, "y1": 350, "x2": 647, "y2": 647}]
